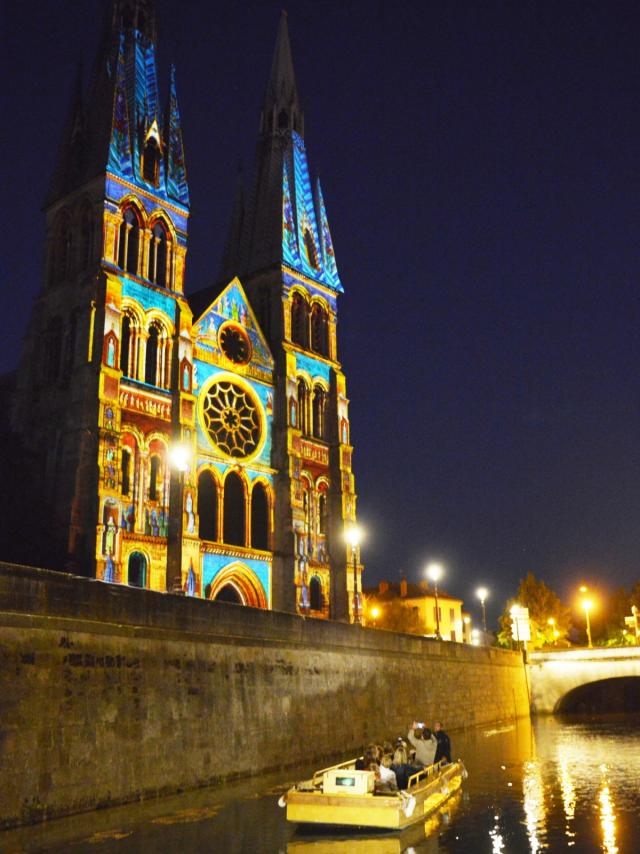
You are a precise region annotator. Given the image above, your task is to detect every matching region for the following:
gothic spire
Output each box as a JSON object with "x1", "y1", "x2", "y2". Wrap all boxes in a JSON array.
[
  {"x1": 220, "y1": 164, "x2": 246, "y2": 281},
  {"x1": 165, "y1": 65, "x2": 189, "y2": 205},
  {"x1": 231, "y1": 13, "x2": 341, "y2": 290},
  {"x1": 261, "y1": 10, "x2": 304, "y2": 137},
  {"x1": 46, "y1": 59, "x2": 86, "y2": 207}
]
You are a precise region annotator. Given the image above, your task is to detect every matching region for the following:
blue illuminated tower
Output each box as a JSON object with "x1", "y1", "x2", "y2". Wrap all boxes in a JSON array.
[
  {"x1": 12, "y1": 0, "x2": 196, "y2": 583},
  {"x1": 224, "y1": 13, "x2": 361, "y2": 619}
]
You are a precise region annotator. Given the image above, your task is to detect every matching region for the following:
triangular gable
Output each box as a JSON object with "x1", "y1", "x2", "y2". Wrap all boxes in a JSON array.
[{"x1": 193, "y1": 277, "x2": 273, "y2": 370}]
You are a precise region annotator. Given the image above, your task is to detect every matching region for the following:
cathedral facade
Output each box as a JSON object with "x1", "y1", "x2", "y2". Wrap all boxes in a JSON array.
[{"x1": 11, "y1": 0, "x2": 362, "y2": 620}]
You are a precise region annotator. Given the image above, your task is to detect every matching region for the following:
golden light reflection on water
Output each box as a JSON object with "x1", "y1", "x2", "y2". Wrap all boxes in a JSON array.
[
  {"x1": 558, "y1": 758, "x2": 576, "y2": 845},
  {"x1": 522, "y1": 760, "x2": 547, "y2": 853},
  {"x1": 598, "y1": 765, "x2": 619, "y2": 854}
]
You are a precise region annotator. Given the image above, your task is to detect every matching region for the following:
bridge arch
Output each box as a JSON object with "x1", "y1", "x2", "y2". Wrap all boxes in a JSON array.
[
  {"x1": 555, "y1": 676, "x2": 640, "y2": 714},
  {"x1": 528, "y1": 648, "x2": 640, "y2": 715}
]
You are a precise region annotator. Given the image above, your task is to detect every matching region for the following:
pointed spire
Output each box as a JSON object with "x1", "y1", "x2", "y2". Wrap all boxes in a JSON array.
[
  {"x1": 165, "y1": 64, "x2": 189, "y2": 205},
  {"x1": 46, "y1": 58, "x2": 87, "y2": 206},
  {"x1": 220, "y1": 163, "x2": 246, "y2": 280},
  {"x1": 261, "y1": 10, "x2": 304, "y2": 136},
  {"x1": 314, "y1": 178, "x2": 341, "y2": 289},
  {"x1": 107, "y1": 34, "x2": 133, "y2": 178}
]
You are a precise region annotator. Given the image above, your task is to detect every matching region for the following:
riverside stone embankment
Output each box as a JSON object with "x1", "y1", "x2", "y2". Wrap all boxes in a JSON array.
[{"x1": 0, "y1": 562, "x2": 530, "y2": 828}]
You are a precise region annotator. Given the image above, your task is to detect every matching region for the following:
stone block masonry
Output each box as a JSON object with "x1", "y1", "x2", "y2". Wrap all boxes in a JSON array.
[{"x1": 0, "y1": 563, "x2": 530, "y2": 828}]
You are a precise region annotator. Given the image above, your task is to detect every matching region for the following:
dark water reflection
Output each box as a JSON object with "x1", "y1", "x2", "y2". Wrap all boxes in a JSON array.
[{"x1": 4, "y1": 715, "x2": 640, "y2": 853}]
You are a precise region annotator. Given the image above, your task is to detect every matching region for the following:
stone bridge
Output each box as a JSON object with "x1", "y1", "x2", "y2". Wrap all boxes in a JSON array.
[{"x1": 528, "y1": 646, "x2": 640, "y2": 714}]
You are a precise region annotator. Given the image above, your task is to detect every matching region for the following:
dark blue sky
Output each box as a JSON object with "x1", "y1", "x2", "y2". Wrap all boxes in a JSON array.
[{"x1": 3, "y1": 1, "x2": 640, "y2": 627}]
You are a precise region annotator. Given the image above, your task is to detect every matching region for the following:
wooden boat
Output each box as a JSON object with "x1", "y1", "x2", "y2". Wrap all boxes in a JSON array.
[{"x1": 282, "y1": 757, "x2": 465, "y2": 830}]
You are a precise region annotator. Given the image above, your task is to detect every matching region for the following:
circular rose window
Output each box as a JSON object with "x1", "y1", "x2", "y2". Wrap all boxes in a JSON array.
[
  {"x1": 219, "y1": 323, "x2": 251, "y2": 365},
  {"x1": 201, "y1": 379, "x2": 262, "y2": 459}
]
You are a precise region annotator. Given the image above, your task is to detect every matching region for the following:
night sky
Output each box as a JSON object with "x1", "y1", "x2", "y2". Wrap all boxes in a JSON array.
[{"x1": 3, "y1": 1, "x2": 640, "y2": 628}]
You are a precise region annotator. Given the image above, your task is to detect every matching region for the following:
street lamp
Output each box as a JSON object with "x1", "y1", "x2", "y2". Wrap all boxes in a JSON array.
[
  {"x1": 582, "y1": 598, "x2": 593, "y2": 648},
  {"x1": 371, "y1": 606, "x2": 380, "y2": 628},
  {"x1": 579, "y1": 585, "x2": 593, "y2": 649},
  {"x1": 476, "y1": 586, "x2": 488, "y2": 635},
  {"x1": 345, "y1": 524, "x2": 363, "y2": 624},
  {"x1": 167, "y1": 441, "x2": 193, "y2": 594},
  {"x1": 427, "y1": 563, "x2": 443, "y2": 639}
]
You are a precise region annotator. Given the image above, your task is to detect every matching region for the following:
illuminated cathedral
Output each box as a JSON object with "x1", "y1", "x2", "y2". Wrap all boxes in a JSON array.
[{"x1": 10, "y1": 0, "x2": 362, "y2": 620}]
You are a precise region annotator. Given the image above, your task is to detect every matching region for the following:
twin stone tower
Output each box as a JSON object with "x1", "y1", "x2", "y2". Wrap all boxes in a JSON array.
[{"x1": 10, "y1": 0, "x2": 362, "y2": 621}]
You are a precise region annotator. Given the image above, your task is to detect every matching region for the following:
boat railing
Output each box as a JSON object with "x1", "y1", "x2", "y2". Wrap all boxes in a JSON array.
[
  {"x1": 406, "y1": 759, "x2": 445, "y2": 790},
  {"x1": 311, "y1": 757, "x2": 358, "y2": 787}
]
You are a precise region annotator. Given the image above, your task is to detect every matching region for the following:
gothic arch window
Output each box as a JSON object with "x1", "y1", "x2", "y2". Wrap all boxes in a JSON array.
[
  {"x1": 311, "y1": 304, "x2": 329, "y2": 357},
  {"x1": 297, "y1": 378, "x2": 310, "y2": 435},
  {"x1": 312, "y1": 385, "x2": 327, "y2": 440},
  {"x1": 120, "y1": 313, "x2": 133, "y2": 377},
  {"x1": 310, "y1": 576, "x2": 323, "y2": 611},
  {"x1": 63, "y1": 310, "x2": 78, "y2": 378},
  {"x1": 251, "y1": 482, "x2": 269, "y2": 551},
  {"x1": 44, "y1": 317, "x2": 64, "y2": 383},
  {"x1": 142, "y1": 137, "x2": 160, "y2": 185},
  {"x1": 121, "y1": 448, "x2": 131, "y2": 496},
  {"x1": 118, "y1": 206, "x2": 141, "y2": 275},
  {"x1": 198, "y1": 470, "x2": 217, "y2": 541},
  {"x1": 56, "y1": 215, "x2": 73, "y2": 283},
  {"x1": 318, "y1": 491, "x2": 328, "y2": 535},
  {"x1": 144, "y1": 322, "x2": 161, "y2": 385},
  {"x1": 148, "y1": 220, "x2": 169, "y2": 287},
  {"x1": 291, "y1": 293, "x2": 309, "y2": 349},
  {"x1": 278, "y1": 109, "x2": 289, "y2": 130},
  {"x1": 149, "y1": 454, "x2": 160, "y2": 501},
  {"x1": 223, "y1": 471, "x2": 245, "y2": 546},
  {"x1": 304, "y1": 229, "x2": 319, "y2": 270},
  {"x1": 128, "y1": 552, "x2": 147, "y2": 588},
  {"x1": 80, "y1": 204, "x2": 94, "y2": 270}
]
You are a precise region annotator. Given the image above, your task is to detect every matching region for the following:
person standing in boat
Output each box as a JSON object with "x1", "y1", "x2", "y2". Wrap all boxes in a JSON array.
[
  {"x1": 433, "y1": 721, "x2": 451, "y2": 764},
  {"x1": 407, "y1": 722, "x2": 437, "y2": 767}
]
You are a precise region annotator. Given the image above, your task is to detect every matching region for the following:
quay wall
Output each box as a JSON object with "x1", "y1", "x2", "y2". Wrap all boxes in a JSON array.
[{"x1": 0, "y1": 563, "x2": 530, "y2": 828}]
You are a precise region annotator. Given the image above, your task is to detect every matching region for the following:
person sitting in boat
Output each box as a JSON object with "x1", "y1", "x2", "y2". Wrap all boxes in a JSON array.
[
  {"x1": 407, "y1": 722, "x2": 437, "y2": 768},
  {"x1": 392, "y1": 737, "x2": 408, "y2": 765},
  {"x1": 355, "y1": 745, "x2": 378, "y2": 771},
  {"x1": 433, "y1": 721, "x2": 451, "y2": 764},
  {"x1": 378, "y1": 754, "x2": 399, "y2": 791}
]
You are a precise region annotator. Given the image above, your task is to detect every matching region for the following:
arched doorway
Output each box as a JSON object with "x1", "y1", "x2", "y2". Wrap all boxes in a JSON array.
[
  {"x1": 207, "y1": 562, "x2": 268, "y2": 609},
  {"x1": 214, "y1": 584, "x2": 243, "y2": 604},
  {"x1": 128, "y1": 551, "x2": 147, "y2": 588}
]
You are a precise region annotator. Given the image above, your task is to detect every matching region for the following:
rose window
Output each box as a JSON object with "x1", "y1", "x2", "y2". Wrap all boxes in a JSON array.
[
  {"x1": 219, "y1": 323, "x2": 251, "y2": 365},
  {"x1": 202, "y1": 380, "x2": 262, "y2": 458}
]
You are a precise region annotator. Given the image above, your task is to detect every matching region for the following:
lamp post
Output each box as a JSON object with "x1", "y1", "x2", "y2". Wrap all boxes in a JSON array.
[
  {"x1": 476, "y1": 586, "x2": 488, "y2": 636},
  {"x1": 167, "y1": 441, "x2": 192, "y2": 594},
  {"x1": 427, "y1": 563, "x2": 443, "y2": 639},
  {"x1": 345, "y1": 525, "x2": 362, "y2": 624},
  {"x1": 579, "y1": 585, "x2": 593, "y2": 649},
  {"x1": 371, "y1": 606, "x2": 380, "y2": 628},
  {"x1": 582, "y1": 599, "x2": 593, "y2": 649}
]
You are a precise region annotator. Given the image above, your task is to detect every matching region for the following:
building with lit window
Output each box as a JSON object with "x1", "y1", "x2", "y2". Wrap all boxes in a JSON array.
[
  {"x1": 364, "y1": 580, "x2": 468, "y2": 642},
  {"x1": 9, "y1": 1, "x2": 360, "y2": 619}
]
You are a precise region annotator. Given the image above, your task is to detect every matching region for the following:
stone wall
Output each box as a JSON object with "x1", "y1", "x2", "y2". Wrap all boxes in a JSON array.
[{"x1": 0, "y1": 563, "x2": 530, "y2": 828}]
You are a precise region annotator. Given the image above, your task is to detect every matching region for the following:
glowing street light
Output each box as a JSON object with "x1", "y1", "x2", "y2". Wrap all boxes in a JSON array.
[
  {"x1": 427, "y1": 562, "x2": 443, "y2": 640},
  {"x1": 345, "y1": 524, "x2": 363, "y2": 624},
  {"x1": 579, "y1": 585, "x2": 593, "y2": 648},
  {"x1": 583, "y1": 598, "x2": 593, "y2": 648},
  {"x1": 370, "y1": 606, "x2": 380, "y2": 628},
  {"x1": 547, "y1": 617, "x2": 559, "y2": 644},
  {"x1": 476, "y1": 586, "x2": 489, "y2": 634}
]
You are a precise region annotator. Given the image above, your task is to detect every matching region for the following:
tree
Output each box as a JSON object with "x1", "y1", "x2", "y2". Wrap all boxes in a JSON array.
[
  {"x1": 364, "y1": 599, "x2": 425, "y2": 635},
  {"x1": 496, "y1": 572, "x2": 571, "y2": 649}
]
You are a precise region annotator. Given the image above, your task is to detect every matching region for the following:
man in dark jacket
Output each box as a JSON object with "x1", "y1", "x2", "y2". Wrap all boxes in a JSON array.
[{"x1": 433, "y1": 721, "x2": 451, "y2": 763}]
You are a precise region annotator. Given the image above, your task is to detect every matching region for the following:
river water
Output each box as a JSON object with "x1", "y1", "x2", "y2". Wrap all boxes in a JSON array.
[{"x1": 4, "y1": 715, "x2": 639, "y2": 853}]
